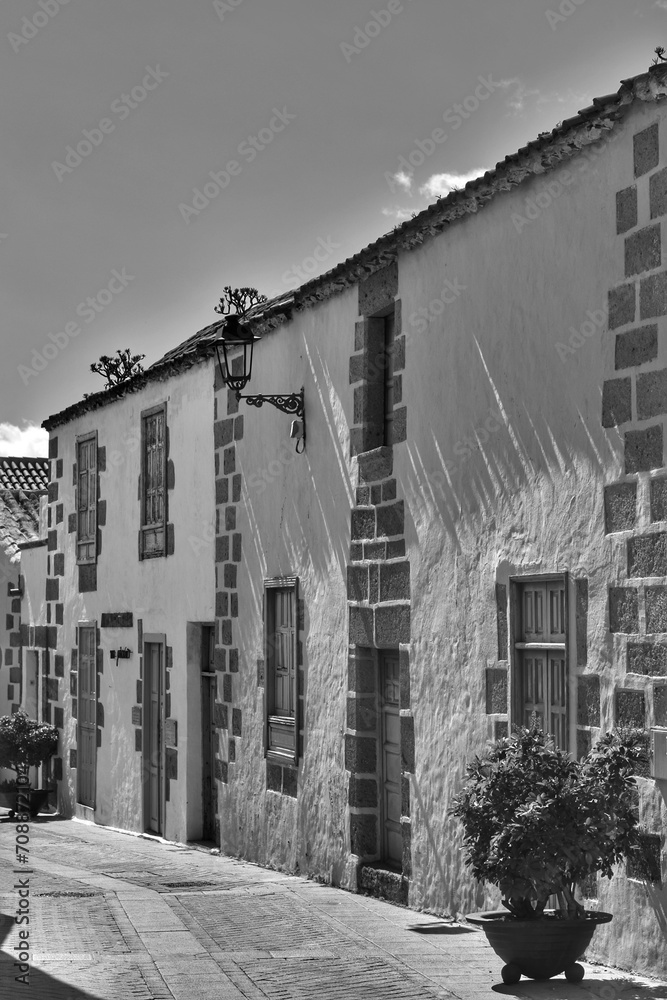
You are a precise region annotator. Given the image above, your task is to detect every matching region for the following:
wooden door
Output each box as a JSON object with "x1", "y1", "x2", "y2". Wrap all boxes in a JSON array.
[
  {"x1": 380, "y1": 651, "x2": 402, "y2": 868},
  {"x1": 201, "y1": 627, "x2": 217, "y2": 842},
  {"x1": 144, "y1": 642, "x2": 163, "y2": 834},
  {"x1": 77, "y1": 626, "x2": 97, "y2": 807}
]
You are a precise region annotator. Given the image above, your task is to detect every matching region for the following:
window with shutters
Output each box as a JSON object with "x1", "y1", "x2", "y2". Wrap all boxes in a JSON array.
[
  {"x1": 140, "y1": 404, "x2": 167, "y2": 558},
  {"x1": 264, "y1": 577, "x2": 298, "y2": 763},
  {"x1": 512, "y1": 576, "x2": 569, "y2": 750},
  {"x1": 76, "y1": 433, "x2": 97, "y2": 565}
]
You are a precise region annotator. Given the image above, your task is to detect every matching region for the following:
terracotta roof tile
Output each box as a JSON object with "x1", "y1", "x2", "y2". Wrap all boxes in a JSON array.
[{"x1": 0, "y1": 457, "x2": 49, "y2": 493}]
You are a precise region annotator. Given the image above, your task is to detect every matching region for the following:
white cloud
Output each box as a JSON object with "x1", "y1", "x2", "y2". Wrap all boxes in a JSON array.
[
  {"x1": 393, "y1": 170, "x2": 413, "y2": 193},
  {"x1": 419, "y1": 169, "x2": 487, "y2": 199},
  {"x1": 381, "y1": 205, "x2": 415, "y2": 221},
  {"x1": 655, "y1": 1, "x2": 667, "y2": 9},
  {"x1": 0, "y1": 422, "x2": 48, "y2": 457}
]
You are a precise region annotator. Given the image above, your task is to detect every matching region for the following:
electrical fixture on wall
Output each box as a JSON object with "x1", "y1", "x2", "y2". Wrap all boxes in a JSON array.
[
  {"x1": 214, "y1": 313, "x2": 306, "y2": 454},
  {"x1": 110, "y1": 647, "x2": 132, "y2": 663}
]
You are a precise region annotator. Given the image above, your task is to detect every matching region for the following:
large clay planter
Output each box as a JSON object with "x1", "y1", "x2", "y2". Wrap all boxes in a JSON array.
[
  {"x1": 466, "y1": 910, "x2": 613, "y2": 983},
  {"x1": 0, "y1": 788, "x2": 52, "y2": 818}
]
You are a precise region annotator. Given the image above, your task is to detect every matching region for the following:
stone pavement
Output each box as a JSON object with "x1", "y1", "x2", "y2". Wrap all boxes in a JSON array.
[{"x1": 0, "y1": 816, "x2": 666, "y2": 1000}]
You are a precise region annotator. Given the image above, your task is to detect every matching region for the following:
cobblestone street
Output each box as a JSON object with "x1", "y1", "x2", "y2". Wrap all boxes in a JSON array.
[{"x1": 0, "y1": 817, "x2": 665, "y2": 1000}]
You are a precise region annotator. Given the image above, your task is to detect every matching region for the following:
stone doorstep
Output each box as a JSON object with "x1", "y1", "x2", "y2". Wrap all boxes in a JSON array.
[{"x1": 359, "y1": 863, "x2": 409, "y2": 906}]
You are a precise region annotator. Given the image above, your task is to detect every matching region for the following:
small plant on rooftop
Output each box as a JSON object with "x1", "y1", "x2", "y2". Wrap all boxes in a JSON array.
[
  {"x1": 90, "y1": 348, "x2": 145, "y2": 389},
  {"x1": 214, "y1": 286, "x2": 267, "y2": 318}
]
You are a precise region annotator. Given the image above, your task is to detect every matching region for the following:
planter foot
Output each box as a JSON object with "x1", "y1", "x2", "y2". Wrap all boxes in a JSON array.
[
  {"x1": 501, "y1": 964, "x2": 522, "y2": 984},
  {"x1": 565, "y1": 963, "x2": 585, "y2": 983}
]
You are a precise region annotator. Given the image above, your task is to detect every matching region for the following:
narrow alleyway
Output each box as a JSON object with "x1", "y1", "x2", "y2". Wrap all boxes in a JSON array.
[{"x1": 0, "y1": 816, "x2": 665, "y2": 1000}]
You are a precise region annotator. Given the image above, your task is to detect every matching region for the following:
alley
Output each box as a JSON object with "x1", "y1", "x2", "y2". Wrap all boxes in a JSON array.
[{"x1": 0, "y1": 817, "x2": 665, "y2": 1000}]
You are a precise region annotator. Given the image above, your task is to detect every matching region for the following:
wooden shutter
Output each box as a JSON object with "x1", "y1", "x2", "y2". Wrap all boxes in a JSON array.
[{"x1": 77, "y1": 435, "x2": 97, "y2": 564}]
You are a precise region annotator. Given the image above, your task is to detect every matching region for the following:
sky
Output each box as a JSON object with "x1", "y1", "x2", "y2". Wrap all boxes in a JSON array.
[{"x1": 0, "y1": 0, "x2": 665, "y2": 456}]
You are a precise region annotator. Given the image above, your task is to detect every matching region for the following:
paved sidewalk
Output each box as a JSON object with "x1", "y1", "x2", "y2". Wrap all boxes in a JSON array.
[{"x1": 0, "y1": 816, "x2": 666, "y2": 1000}]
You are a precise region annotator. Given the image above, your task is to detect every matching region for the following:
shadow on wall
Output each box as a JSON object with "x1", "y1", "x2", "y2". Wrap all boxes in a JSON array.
[
  {"x1": 405, "y1": 337, "x2": 617, "y2": 553},
  {"x1": 0, "y1": 910, "x2": 102, "y2": 999}
]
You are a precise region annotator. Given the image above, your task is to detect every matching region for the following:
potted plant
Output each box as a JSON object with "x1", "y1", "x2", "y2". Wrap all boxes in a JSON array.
[
  {"x1": 0, "y1": 711, "x2": 58, "y2": 818},
  {"x1": 451, "y1": 724, "x2": 648, "y2": 983}
]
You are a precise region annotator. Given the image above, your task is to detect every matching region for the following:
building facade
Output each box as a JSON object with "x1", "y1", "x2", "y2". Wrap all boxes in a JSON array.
[{"x1": 36, "y1": 65, "x2": 667, "y2": 977}]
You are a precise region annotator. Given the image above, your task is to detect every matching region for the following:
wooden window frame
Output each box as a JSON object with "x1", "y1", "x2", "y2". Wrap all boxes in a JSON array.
[
  {"x1": 76, "y1": 432, "x2": 98, "y2": 565},
  {"x1": 510, "y1": 573, "x2": 570, "y2": 751},
  {"x1": 140, "y1": 403, "x2": 167, "y2": 559},
  {"x1": 264, "y1": 576, "x2": 299, "y2": 765}
]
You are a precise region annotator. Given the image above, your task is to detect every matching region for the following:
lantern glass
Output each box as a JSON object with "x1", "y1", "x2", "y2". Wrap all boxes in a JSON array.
[{"x1": 215, "y1": 315, "x2": 259, "y2": 393}]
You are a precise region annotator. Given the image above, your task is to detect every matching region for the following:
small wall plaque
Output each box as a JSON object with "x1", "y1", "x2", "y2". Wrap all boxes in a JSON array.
[{"x1": 131, "y1": 706, "x2": 142, "y2": 726}]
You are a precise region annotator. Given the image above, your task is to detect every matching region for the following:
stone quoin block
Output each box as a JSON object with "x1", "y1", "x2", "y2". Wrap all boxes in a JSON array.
[
  {"x1": 386, "y1": 538, "x2": 406, "y2": 559},
  {"x1": 609, "y1": 587, "x2": 639, "y2": 633},
  {"x1": 604, "y1": 482, "x2": 637, "y2": 533},
  {"x1": 628, "y1": 533, "x2": 667, "y2": 577},
  {"x1": 214, "y1": 702, "x2": 228, "y2": 730},
  {"x1": 651, "y1": 165, "x2": 667, "y2": 218},
  {"x1": 282, "y1": 766, "x2": 297, "y2": 798},
  {"x1": 344, "y1": 733, "x2": 377, "y2": 773},
  {"x1": 382, "y1": 479, "x2": 397, "y2": 502},
  {"x1": 392, "y1": 336, "x2": 405, "y2": 373},
  {"x1": 637, "y1": 369, "x2": 667, "y2": 421},
  {"x1": 399, "y1": 649, "x2": 410, "y2": 710},
  {"x1": 376, "y1": 501, "x2": 404, "y2": 538},
  {"x1": 223, "y1": 674, "x2": 232, "y2": 703},
  {"x1": 56, "y1": 503, "x2": 63, "y2": 524},
  {"x1": 356, "y1": 485, "x2": 371, "y2": 506},
  {"x1": 375, "y1": 604, "x2": 410, "y2": 646},
  {"x1": 266, "y1": 762, "x2": 282, "y2": 792},
  {"x1": 347, "y1": 565, "x2": 368, "y2": 602},
  {"x1": 614, "y1": 324, "x2": 658, "y2": 370},
  {"x1": 232, "y1": 533, "x2": 242, "y2": 562},
  {"x1": 625, "y1": 224, "x2": 661, "y2": 277},
  {"x1": 401, "y1": 773, "x2": 410, "y2": 816},
  {"x1": 364, "y1": 541, "x2": 386, "y2": 560},
  {"x1": 347, "y1": 695, "x2": 377, "y2": 732},
  {"x1": 348, "y1": 650, "x2": 376, "y2": 694},
  {"x1": 353, "y1": 382, "x2": 385, "y2": 429},
  {"x1": 232, "y1": 708, "x2": 242, "y2": 736},
  {"x1": 228, "y1": 738, "x2": 236, "y2": 762},
  {"x1": 608, "y1": 283, "x2": 636, "y2": 329},
  {"x1": 617, "y1": 185, "x2": 638, "y2": 233},
  {"x1": 646, "y1": 586, "x2": 667, "y2": 633},
  {"x1": 602, "y1": 378, "x2": 632, "y2": 427},
  {"x1": 234, "y1": 415, "x2": 244, "y2": 440},
  {"x1": 577, "y1": 675, "x2": 601, "y2": 726},
  {"x1": 652, "y1": 479, "x2": 667, "y2": 523},
  {"x1": 486, "y1": 668, "x2": 508, "y2": 714},
  {"x1": 47, "y1": 530, "x2": 57, "y2": 552},
  {"x1": 357, "y1": 446, "x2": 393, "y2": 484},
  {"x1": 358, "y1": 262, "x2": 398, "y2": 316},
  {"x1": 350, "y1": 814, "x2": 377, "y2": 857},
  {"x1": 223, "y1": 447, "x2": 235, "y2": 475},
  {"x1": 228, "y1": 648, "x2": 238, "y2": 672},
  {"x1": 496, "y1": 583, "x2": 508, "y2": 660},
  {"x1": 223, "y1": 563, "x2": 236, "y2": 589},
  {"x1": 9, "y1": 667, "x2": 21, "y2": 684},
  {"x1": 615, "y1": 688, "x2": 646, "y2": 728},
  {"x1": 216, "y1": 478, "x2": 229, "y2": 505},
  {"x1": 78, "y1": 564, "x2": 97, "y2": 593},
  {"x1": 634, "y1": 122, "x2": 659, "y2": 178},
  {"x1": 625, "y1": 425, "x2": 663, "y2": 474},
  {"x1": 351, "y1": 508, "x2": 376, "y2": 542},
  {"x1": 370, "y1": 485, "x2": 382, "y2": 505},
  {"x1": 349, "y1": 605, "x2": 375, "y2": 645},
  {"x1": 576, "y1": 578, "x2": 588, "y2": 667},
  {"x1": 348, "y1": 776, "x2": 378, "y2": 808},
  {"x1": 215, "y1": 536, "x2": 229, "y2": 563},
  {"x1": 48, "y1": 483, "x2": 58, "y2": 503},
  {"x1": 655, "y1": 684, "x2": 667, "y2": 726},
  {"x1": 214, "y1": 418, "x2": 234, "y2": 449},
  {"x1": 215, "y1": 646, "x2": 227, "y2": 671},
  {"x1": 402, "y1": 823, "x2": 412, "y2": 878},
  {"x1": 640, "y1": 271, "x2": 667, "y2": 320},
  {"x1": 401, "y1": 714, "x2": 415, "y2": 772},
  {"x1": 628, "y1": 643, "x2": 667, "y2": 675},
  {"x1": 68, "y1": 513, "x2": 76, "y2": 533},
  {"x1": 379, "y1": 561, "x2": 410, "y2": 602},
  {"x1": 627, "y1": 832, "x2": 662, "y2": 883},
  {"x1": 392, "y1": 406, "x2": 407, "y2": 444},
  {"x1": 48, "y1": 436, "x2": 58, "y2": 459}
]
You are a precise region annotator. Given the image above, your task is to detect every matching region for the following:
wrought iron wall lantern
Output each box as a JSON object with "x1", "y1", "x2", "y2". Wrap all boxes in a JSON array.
[{"x1": 214, "y1": 314, "x2": 306, "y2": 453}]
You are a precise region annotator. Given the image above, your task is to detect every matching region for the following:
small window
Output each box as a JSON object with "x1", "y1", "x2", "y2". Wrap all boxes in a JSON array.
[
  {"x1": 264, "y1": 577, "x2": 298, "y2": 763},
  {"x1": 76, "y1": 433, "x2": 97, "y2": 564},
  {"x1": 140, "y1": 404, "x2": 167, "y2": 558},
  {"x1": 512, "y1": 576, "x2": 569, "y2": 750}
]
